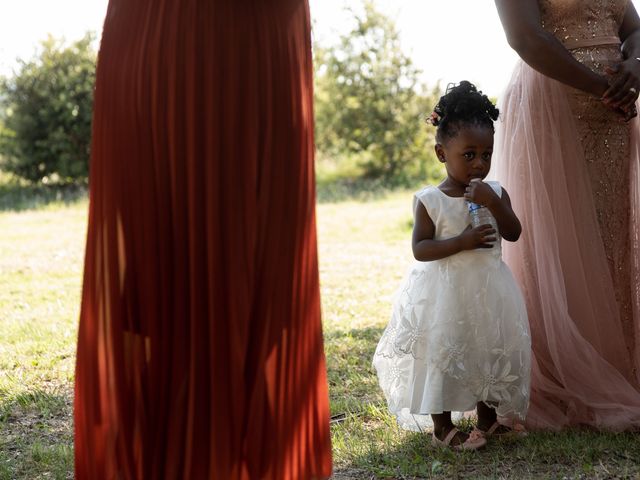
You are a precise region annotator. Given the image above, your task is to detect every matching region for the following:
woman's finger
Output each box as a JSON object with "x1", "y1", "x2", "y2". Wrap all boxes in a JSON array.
[
  {"x1": 625, "y1": 106, "x2": 638, "y2": 122},
  {"x1": 609, "y1": 78, "x2": 638, "y2": 106},
  {"x1": 603, "y1": 71, "x2": 630, "y2": 100},
  {"x1": 605, "y1": 64, "x2": 619, "y2": 76},
  {"x1": 617, "y1": 91, "x2": 639, "y2": 111}
]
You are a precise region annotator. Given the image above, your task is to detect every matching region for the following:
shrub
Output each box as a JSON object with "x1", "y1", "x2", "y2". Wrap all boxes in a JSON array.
[{"x1": 0, "y1": 33, "x2": 96, "y2": 184}]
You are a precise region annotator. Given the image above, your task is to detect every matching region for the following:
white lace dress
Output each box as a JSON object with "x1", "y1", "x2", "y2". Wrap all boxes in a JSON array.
[{"x1": 373, "y1": 182, "x2": 531, "y2": 431}]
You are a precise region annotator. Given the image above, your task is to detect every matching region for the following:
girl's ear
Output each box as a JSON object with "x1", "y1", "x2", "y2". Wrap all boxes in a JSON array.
[{"x1": 435, "y1": 144, "x2": 446, "y2": 163}]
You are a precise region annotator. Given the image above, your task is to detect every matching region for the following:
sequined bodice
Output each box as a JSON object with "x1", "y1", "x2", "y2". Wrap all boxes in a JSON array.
[{"x1": 539, "y1": 0, "x2": 628, "y2": 47}]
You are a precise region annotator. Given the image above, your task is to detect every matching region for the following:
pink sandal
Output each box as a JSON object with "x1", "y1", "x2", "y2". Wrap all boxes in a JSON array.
[
  {"x1": 431, "y1": 427, "x2": 487, "y2": 451},
  {"x1": 479, "y1": 421, "x2": 528, "y2": 438}
]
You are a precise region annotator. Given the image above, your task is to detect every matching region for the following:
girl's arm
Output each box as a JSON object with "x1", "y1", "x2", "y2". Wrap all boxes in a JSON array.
[
  {"x1": 603, "y1": 3, "x2": 640, "y2": 110},
  {"x1": 464, "y1": 182, "x2": 522, "y2": 242},
  {"x1": 494, "y1": 0, "x2": 609, "y2": 97},
  {"x1": 412, "y1": 201, "x2": 496, "y2": 262}
]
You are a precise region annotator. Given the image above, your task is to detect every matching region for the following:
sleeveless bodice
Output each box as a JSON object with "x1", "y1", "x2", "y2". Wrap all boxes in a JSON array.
[
  {"x1": 539, "y1": 0, "x2": 629, "y2": 49},
  {"x1": 415, "y1": 182, "x2": 503, "y2": 262}
]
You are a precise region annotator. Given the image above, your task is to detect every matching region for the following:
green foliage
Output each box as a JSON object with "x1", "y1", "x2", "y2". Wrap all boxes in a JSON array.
[
  {"x1": 314, "y1": 1, "x2": 442, "y2": 186},
  {"x1": 0, "y1": 33, "x2": 96, "y2": 184}
]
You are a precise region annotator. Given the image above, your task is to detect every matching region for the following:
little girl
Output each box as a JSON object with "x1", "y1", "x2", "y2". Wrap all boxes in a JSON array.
[{"x1": 373, "y1": 81, "x2": 531, "y2": 451}]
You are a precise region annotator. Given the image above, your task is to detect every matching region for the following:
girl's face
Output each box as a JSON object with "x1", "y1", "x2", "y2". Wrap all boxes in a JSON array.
[{"x1": 435, "y1": 124, "x2": 493, "y2": 187}]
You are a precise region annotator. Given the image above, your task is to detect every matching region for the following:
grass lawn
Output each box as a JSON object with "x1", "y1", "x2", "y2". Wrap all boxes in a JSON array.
[{"x1": 1, "y1": 187, "x2": 639, "y2": 479}]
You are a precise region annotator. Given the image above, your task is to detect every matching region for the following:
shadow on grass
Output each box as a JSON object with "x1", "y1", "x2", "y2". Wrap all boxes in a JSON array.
[
  {"x1": 0, "y1": 388, "x2": 73, "y2": 480},
  {"x1": 0, "y1": 180, "x2": 87, "y2": 212}
]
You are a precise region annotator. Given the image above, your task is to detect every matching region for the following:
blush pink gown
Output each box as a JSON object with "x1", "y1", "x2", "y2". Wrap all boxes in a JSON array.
[{"x1": 493, "y1": 0, "x2": 640, "y2": 430}]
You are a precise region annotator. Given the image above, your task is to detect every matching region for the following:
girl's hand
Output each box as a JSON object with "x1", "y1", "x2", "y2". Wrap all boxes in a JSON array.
[
  {"x1": 459, "y1": 224, "x2": 497, "y2": 250},
  {"x1": 603, "y1": 59, "x2": 640, "y2": 113},
  {"x1": 464, "y1": 179, "x2": 499, "y2": 207}
]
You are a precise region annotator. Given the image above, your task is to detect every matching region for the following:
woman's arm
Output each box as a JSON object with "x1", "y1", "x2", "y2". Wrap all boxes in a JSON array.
[
  {"x1": 494, "y1": 0, "x2": 609, "y2": 97},
  {"x1": 603, "y1": 3, "x2": 640, "y2": 110},
  {"x1": 412, "y1": 201, "x2": 496, "y2": 262},
  {"x1": 620, "y1": 3, "x2": 640, "y2": 57}
]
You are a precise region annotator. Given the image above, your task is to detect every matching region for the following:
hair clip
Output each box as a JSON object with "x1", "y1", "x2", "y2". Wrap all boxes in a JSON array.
[{"x1": 428, "y1": 111, "x2": 441, "y2": 126}]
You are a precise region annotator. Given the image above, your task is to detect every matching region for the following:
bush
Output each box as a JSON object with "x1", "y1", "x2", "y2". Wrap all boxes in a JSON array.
[
  {"x1": 0, "y1": 33, "x2": 96, "y2": 184},
  {"x1": 314, "y1": 2, "x2": 443, "y2": 186}
]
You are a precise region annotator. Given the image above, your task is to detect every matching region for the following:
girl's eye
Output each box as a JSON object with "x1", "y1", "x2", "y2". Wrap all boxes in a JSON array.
[
  {"x1": 463, "y1": 152, "x2": 474, "y2": 160},
  {"x1": 482, "y1": 152, "x2": 492, "y2": 161}
]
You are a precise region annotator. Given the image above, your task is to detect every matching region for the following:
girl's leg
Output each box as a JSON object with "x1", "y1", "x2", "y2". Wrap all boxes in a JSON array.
[
  {"x1": 476, "y1": 402, "x2": 518, "y2": 434},
  {"x1": 431, "y1": 412, "x2": 469, "y2": 444},
  {"x1": 476, "y1": 401, "x2": 497, "y2": 431}
]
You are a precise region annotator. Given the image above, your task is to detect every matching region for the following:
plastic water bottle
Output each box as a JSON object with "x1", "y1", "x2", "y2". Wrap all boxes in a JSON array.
[{"x1": 467, "y1": 201, "x2": 499, "y2": 242}]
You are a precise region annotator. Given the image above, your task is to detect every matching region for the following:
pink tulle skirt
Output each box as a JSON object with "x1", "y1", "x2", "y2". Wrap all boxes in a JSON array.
[{"x1": 492, "y1": 60, "x2": 640, "y2": 430}]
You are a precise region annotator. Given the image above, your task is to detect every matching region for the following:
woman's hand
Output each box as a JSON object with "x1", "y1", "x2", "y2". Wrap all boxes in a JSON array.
[
  {"x1": 464, "y1": 179, "x2": 499, "y2": 207},
  {"x1": 459, "y1": 224, "x2": 497, "y2": 250},
  {"x1": 621, "y1": 104, "x2": 637, "y2": 122},
  {"x1": 603, "y1": 58, "x2": 640, "y2": 115}
]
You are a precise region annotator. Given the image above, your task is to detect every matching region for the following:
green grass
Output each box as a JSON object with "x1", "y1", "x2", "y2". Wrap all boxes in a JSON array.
[
  {"x1": 0, "y1": 196, "x2": 84, "y2": 479},
  {"x1": 1, "y1": 184, "x2": 639, "y2": 479}
]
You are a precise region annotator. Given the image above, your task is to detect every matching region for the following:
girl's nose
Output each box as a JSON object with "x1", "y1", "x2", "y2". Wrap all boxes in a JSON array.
[{"x1": 471, "y1": 158, "x2": 485, "y2": 169}]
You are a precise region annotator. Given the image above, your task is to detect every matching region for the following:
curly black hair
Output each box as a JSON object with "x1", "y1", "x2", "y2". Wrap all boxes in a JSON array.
[{"x1": 428, "y1": 81, "x2": 499, "y2": 142}]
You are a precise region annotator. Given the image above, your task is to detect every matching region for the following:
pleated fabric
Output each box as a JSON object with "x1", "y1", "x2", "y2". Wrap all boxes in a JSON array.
[
  {"x1": 74, "y1": 1, "x2": 332, "y2": 478},
  {"x1": 492, "y1": 60, "x2": 640, "y2": 430}
]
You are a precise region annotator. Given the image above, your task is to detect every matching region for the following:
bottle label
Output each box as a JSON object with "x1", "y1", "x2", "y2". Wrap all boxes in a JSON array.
[{"x1": 467, "y1": 201, "x2": 482, "y2": 212}]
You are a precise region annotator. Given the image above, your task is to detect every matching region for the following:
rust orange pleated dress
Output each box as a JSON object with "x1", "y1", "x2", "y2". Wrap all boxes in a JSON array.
[{"x1": 74, "y1": 1, "x2": 332, "y2": 478}]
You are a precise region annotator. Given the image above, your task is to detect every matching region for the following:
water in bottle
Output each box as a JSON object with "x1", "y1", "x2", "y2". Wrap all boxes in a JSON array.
[{"x1": 467, "y1": 201, "x2": 499, "y2": 242}]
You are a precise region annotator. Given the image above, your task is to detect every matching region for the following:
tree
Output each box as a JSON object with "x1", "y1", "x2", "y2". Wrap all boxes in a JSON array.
[
  {"x1": 0, "y1": 33, "x2": 96, "y2": 183},
  {"x1": 314, "y1": 2, "x2": 441, "y2": 185}
]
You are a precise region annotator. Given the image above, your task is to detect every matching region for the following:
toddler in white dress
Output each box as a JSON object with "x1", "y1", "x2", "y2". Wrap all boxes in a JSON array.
[{"x1": 373, "y1": 81, "x2": 531, "y2": 450}]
